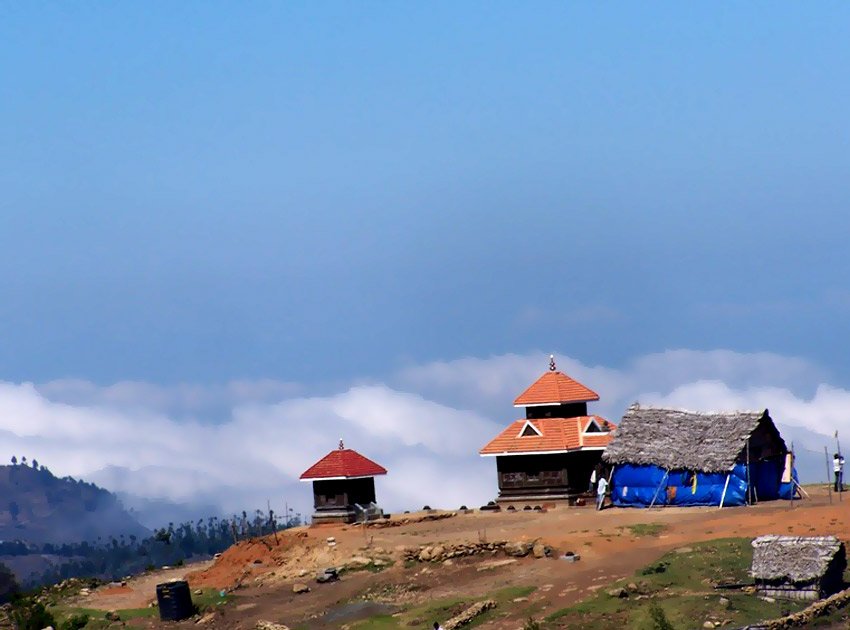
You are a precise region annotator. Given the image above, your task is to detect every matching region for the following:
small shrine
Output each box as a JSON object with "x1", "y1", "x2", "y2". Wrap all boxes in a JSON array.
[
  {"x1": 300, "y1": 440, "x2": 388, "y2": 524},
  {"x1": 479, "y1": 355, "x2": 616, "y2": 506}
]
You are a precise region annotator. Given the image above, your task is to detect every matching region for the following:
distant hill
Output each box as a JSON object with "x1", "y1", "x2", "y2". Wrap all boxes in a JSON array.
[{"x1": 0, "y1": 463, "x2": 149, "y2": 544}]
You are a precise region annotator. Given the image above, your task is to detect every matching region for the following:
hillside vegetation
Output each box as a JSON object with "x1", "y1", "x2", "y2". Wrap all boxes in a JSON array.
[{"x1": 0, "y1": 462, "x2": 148, "y2": 545}]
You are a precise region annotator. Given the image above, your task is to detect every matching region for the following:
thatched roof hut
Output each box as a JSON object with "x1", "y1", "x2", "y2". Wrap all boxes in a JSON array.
[
  {"x1": 751, "y1": 535, "x2": 846, "y2": 600},
  {"x1": 603, "y1": 404, "x2": 784, "y2": 473}
]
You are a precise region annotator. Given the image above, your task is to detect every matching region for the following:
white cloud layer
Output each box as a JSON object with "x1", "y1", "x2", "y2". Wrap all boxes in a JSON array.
[{"x1": 0, "y1": 349, "x2": 844, "y2": 525}]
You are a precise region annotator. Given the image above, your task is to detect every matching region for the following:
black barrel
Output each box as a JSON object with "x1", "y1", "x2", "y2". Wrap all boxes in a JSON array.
[{"x1": 156, "y1": 580, "x2": 194, "y2": 621}]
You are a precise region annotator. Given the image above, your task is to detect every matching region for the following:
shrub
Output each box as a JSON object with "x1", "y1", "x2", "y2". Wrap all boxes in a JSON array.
[
  {"x1": 61, "y1": 613, "x2": 90, "y2": 630},
  {"x1": 649, "y1": 602, "x2": 675, "y2": 630},
  {"x1": 523, "y1": 617, "x2": 541, "y2": 630},
  {"x1": 10, "y1": 598, "x2": 56, "y2": 630}
]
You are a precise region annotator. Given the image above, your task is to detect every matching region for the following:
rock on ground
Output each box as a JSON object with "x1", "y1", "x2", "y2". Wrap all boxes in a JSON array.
[{"x1": 444, "y1": 600, "x2": 497, "y2": 629}]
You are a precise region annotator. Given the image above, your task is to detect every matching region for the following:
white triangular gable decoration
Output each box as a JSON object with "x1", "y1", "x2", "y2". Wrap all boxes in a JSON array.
[
  {"x1": 517, "y1": 420, "x2": 542, "y2": 437},
  {"x1": 584, "y1": 417, "x2": 605, "y2": 433}
]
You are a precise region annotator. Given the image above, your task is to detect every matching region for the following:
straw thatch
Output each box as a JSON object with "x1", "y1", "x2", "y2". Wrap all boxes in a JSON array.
[
  {"x1": 602, "y1": 404, "x2": 774, "y2": 473},
  {"x1": 751, "y1": 536, "x2": 845, "y2": 584}
]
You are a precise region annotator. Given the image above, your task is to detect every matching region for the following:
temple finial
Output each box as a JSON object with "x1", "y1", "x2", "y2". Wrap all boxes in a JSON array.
[
  {"x1": 339, "y1": 438, "x2": 344, "y2": 450},
  {"x1": 549, "y1": 354, "x2": 556, "y2": 371}
]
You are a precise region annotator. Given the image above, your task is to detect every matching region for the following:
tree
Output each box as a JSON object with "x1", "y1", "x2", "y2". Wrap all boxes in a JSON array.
[
  {"x1": 8, "y1": 501, "x2": 19, "y2": 522},
  {"x1": 21, "y1": 456, "x2": 26, "y2": 465},
  {"x1": 10, "y1": 456, "x2": 16, "y2": 465},
  {"x1": 31, "y1": 459, "x2": 38, "y2": 469},
  {"x1": 0, "y1": 561, "x2": 19, "y2": 603}
]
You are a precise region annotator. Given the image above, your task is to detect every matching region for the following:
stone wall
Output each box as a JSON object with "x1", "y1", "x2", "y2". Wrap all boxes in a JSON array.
[{"x1": 742, "y1": 586, "x2": 850, "y2": 629}]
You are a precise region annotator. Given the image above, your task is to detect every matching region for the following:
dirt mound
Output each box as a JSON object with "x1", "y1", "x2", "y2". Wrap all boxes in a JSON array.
[
  {"x1": 187, "y1": 530, "x2": 319, "y2": 589},
  {"x1": 97, "y1": 584, "x2": 132, "y2": 596}
]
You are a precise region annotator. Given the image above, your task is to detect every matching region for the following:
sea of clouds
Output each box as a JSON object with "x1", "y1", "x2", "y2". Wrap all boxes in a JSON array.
[{"x1": 0, "y1": 349, "x2": 845, "y2": 527}]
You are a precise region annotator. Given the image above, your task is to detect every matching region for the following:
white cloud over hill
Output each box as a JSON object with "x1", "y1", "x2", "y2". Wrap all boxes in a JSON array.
[{"x1": 0, "y1": 349, "x2": 844, "y2": 523}]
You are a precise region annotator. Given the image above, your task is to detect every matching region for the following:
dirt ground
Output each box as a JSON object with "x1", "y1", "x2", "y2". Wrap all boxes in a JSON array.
[
  {"x1": 76, "y1": 486, "x2": 850, "y2": 628},
  {"x1": 82, "y1": 562, "x2": 214, "y2": 611}
]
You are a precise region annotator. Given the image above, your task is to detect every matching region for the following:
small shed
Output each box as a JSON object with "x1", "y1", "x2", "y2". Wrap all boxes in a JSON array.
[
  {"x1": 751, "y1": 535, "x2": 846, "y2": 601},
  {"x1": 300, "y1": 441, "x2": 387, "y2": 525}
]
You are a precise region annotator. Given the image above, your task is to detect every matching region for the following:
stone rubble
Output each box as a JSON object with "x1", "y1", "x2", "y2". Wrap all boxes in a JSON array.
[
  {"x1": 402, "y1": 540, "x2": 554, "y2": 564},
  {"x1": 443, "y1": 599, "x2": 497, "y2": 629}
]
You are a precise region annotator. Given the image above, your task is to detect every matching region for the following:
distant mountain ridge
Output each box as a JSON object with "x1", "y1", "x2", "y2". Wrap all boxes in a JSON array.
[{"x1": 0, "y1": 463, "x2": 149, "y2": 544}]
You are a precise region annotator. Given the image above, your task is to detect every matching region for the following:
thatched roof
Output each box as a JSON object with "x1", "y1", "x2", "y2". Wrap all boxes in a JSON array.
[
  {"x1": 602, "y1": 404, "x2": 773, "y2": 472},
  {"x1": 751, "y1": 536, "x2": 845, "y2": 583}
]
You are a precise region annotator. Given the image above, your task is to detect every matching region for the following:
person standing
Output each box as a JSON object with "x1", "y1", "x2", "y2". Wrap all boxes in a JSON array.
[
  {"x1": 596, "y1": 474, "x2": 608, "y2": 510},
  {"x1": 834, "y1": 453, "x2": 845, "y2": 492},
  {"x1": 588, "y1": 467, "x2": 597, "y2": 494}
]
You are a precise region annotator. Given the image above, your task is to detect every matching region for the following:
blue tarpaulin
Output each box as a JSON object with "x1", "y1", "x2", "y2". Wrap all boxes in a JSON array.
[{"x1": 610, "y1": 461, "x2": 796, "y2": 507}]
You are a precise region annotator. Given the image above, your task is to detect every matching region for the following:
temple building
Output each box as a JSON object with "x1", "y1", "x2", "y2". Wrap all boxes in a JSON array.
[
  {"x1": 300, "y1": 441, "x2": 387, "y2": 524},
  {"x1": 479, "y1": 356, "x2": 615, "y2": 506}
]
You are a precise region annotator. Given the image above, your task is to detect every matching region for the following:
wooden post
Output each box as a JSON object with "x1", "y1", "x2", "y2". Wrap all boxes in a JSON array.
[
  {"x1": 606, "y1": 465, "x2": 616, "y2": 507},
  {"x1": 718, "y1": 474, "x2": 732, "y2": 509},
  {"x1": 825, "y1": 446, "x2": 833, "y2": 505},
  {"x1": 788, "y1": 444, "x2": 794, "y2": 510}
]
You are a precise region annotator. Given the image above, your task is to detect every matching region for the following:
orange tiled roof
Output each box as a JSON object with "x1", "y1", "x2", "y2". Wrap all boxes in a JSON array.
[
  {"x1": 479, "y1": 416, "x2": 615, "y2": 455},
  {"x1": 513, "y1": 370, "x2": 600, "y2": 406},
  {"x1": 300, "y1": 448, "x2": 388, "y2": 480}
]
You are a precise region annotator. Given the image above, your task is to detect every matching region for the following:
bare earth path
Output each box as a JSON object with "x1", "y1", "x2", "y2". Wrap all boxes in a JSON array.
[{"x1": 81, "y1": 560, "x2": 214, "y2": 611}]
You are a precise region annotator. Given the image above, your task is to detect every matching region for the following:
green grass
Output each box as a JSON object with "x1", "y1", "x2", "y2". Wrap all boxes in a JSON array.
[
  {"x1": 348, "y1": 586, "x2": 538, "y2": 629},
  {"x1": 621, "y1": 523, "x2": 668, "y2": 538},
  {"x1": 50, "y1": 587, "x2": 230, "y2": 628},
  {"x1": 545, "y1": 538, "x2": 810, "y2": 629}
]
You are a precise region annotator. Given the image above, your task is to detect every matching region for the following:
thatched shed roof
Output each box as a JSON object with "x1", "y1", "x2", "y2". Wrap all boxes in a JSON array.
[
  {"x1": 602, "y1": 404, "x2": 774, "y2": 473},
  {"x1": 751, "y1": 536, "x2": 845, "y2": 583}
]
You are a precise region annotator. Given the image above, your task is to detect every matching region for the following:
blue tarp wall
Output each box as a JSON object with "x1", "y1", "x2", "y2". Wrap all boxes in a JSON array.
[{"x1": 611, "y1": 460, "x2": 797, "y2": 507}]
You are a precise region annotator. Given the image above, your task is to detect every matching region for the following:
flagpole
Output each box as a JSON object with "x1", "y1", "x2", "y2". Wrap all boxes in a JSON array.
[{"x1": 836, "y1": 431, "x2": 843, "y2": 498}]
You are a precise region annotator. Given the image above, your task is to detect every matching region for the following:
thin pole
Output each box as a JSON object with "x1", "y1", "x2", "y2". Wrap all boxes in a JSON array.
[
  {"x1": 606, "y1": 465, "x2": 616, "y2": 508},
  {"x1": 718, "y1": 474, "x2": 731, "y2": 509},
  {"x1": 836, "y1": 431, "x2": 843, "y2": 500},
  {"x1": 746, "y1": 438, "x2": 751, "y2": 506},
  {"x1": 825, "y1": 446, "x2": 833, "y2": 505},
  {"x1": 648, "y1": 469, "x2": 669, "y2": 510}
]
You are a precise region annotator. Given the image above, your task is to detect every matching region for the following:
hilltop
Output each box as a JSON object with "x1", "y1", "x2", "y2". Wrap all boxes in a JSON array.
[
  {"x1": 32, "y1": 486, "x2": 850, "y2": 629},
  {"x1": 0, "y1": 463, "x2": 148, "y2": 544}
]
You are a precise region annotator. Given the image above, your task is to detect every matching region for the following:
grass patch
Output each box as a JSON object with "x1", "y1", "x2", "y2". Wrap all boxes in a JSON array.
[
  {"x1": 350, "y1": 586, "x2": 538, "y2": 629},
  {"x1": 50, "y1": 587, "x2": 230, "y2": 628},
  {"x1": 545, "y1": 538, "x2": 809, "y2": 629},
  {"x1": 622, "y1": 523, "x2": 667, "y2": 538}
]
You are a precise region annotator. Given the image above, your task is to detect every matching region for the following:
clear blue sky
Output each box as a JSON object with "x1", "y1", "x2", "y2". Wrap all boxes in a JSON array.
[{"x1": 2, "y1": 3, "x2": 850, "y2": 384}]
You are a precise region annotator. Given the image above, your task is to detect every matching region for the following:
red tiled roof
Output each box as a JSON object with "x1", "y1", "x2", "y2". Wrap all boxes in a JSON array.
[
  {"x1": 513, "y1": 370, "x2": 600, "y2": 406},
  {"x1": 479, "y1": 416, "x2": 615, "y2": 455},
  {"x1": 300, "y1": 448, "x2": 388, "y2": 480}
]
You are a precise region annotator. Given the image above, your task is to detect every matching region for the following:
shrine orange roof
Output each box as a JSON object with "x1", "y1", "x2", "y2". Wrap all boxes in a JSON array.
[
  {"x1": 300, "y1": 445, "x2": 388, "y2": 480},
  {"x1": 513, "y1": 369, "x2": 600, "y2": 406},
  {"x1": 479, "y1": 416, "x2": 615, "y2": 456}
]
